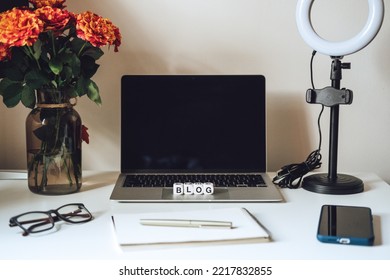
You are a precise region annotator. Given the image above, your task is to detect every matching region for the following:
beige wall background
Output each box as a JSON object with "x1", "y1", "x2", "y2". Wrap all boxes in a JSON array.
[{"x1": 1, "y1": 0, "x2": 390, "y2": 183}]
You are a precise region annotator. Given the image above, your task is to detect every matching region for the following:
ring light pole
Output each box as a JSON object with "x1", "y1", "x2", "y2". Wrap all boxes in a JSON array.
[{"x1": 296, "y1": 0, "x2": 384, "y2": 194}]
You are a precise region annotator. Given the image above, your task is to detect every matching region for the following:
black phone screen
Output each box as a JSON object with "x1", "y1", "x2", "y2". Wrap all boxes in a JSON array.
[{"x1": 317, "y1": 205, "x2": 374, "y2": 246}]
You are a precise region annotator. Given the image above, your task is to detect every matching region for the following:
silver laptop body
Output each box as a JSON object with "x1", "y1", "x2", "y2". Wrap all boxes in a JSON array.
[{"x1": 110, "y1": 75, "x2": 283, "y2": 202}]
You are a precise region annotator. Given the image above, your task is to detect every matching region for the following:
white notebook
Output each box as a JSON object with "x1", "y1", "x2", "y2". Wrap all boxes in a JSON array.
[{"x1": 111, "y1": 207, "x2": 270, "y2": 248}]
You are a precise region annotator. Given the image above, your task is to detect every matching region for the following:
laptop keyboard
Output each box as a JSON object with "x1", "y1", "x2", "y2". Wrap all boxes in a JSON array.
[{"x1": 124, "y1": 174, "x2": 267, "y2": 188}]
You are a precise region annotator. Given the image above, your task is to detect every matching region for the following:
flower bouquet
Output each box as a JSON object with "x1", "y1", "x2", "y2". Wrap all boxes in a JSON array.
[{"x1": 0, "y1": 0, "x2": 121, "y2": 194}]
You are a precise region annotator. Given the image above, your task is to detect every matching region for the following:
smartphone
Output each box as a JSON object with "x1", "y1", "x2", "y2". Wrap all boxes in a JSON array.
[{"x1": 317, "y1": 205, "x2": 374, "y2": 246}]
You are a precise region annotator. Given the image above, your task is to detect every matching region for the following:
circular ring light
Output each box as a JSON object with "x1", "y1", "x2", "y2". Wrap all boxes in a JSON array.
[{"x1": 296, "y1": 0, "x2": 384, "y2": 56}]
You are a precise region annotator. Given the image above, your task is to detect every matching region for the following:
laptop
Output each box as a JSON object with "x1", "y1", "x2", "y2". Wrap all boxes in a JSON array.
[{"x1": 110, "y1": 75, "x2": 283, "y2": 202}]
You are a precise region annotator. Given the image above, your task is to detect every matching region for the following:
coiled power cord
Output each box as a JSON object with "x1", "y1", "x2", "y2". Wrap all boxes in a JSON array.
[{"x1": 272, "y1": 51, "x2": 324, "y2": 189}]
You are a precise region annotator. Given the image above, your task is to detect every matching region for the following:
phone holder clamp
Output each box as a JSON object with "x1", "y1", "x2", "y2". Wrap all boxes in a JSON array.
[{"x1": 306, "y1": 87, "x2": 353, "y2": 107}]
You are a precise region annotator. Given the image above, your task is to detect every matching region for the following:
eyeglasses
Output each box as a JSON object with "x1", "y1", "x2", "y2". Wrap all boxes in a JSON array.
[{"x1": 9, "y1": 203, "x2": 93, "y2": 236}]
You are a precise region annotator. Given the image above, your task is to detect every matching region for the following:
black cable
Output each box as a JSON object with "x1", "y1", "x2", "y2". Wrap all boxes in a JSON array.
[
  {"x1": 310, "y1": 50, "x2": 317, "y2": 89},
  {"x1": 272, "y1": 150, "x2": 322, "y2": 189},
  {"x1": 272, "y1": 50, "x2": 323, "y2": 189},
  {"x1": 310, "y1": 51, "x2": 324, "y2": 151}
]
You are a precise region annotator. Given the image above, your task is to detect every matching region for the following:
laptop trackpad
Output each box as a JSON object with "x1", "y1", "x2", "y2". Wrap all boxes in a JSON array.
[{"x1": 162, "y1": 188, "x2": 230, "y2": 200}]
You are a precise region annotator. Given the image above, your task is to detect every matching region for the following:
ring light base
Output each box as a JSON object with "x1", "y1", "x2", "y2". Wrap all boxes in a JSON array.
[{"x1": 302, "y1": 173, "x2": 364, "y2": 195}]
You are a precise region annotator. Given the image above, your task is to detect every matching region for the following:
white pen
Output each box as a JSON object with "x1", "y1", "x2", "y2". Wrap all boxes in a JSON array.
[{"x1": 140, "y1": 218, "x2": 232, "y2": 229}]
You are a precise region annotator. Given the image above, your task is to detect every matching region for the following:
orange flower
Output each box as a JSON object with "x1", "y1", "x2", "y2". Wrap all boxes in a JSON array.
[
  {"x1": 35, "y1": 6, "x2": 73, "y2": 32},
  {"x1": 0, "y1": 1, "x2": 121, "y2": 110},
  {"x1": 29, "y1": 0, "x2": 66, "y2": 9},
  {"x1": 0, "y1": 43, "x2": 11, "y2": 61},
  {"x1": 0, "y1": 8, "x2": 44, "y2": 48},
  {"x1": 76, "y1": 11, "x2": 121, "y2": 52}
]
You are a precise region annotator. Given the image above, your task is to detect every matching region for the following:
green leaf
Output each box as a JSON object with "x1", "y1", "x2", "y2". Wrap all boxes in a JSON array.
[
  {"x1": 2, "y1": 65, "x2": 25, "y2": 81},
  {"x1": 0, "y1": 80, "x2": 23, "y2": 107},
  {"x1": 21, "y1": 86, "x2": 36, "y2": 108},
  {"x1": 32, "y1": 40, "x2": 42, "y2": 60},
  {"x1": 80, "y1": 56, "x2": 99, "y2": 79},
  {"x1": 70, "y1": 38, "x2": 88, "y2": 54},
  {"x1": 76, "y1": 77, "x2": 101, "y2": 105},
  {"x1": 25, "y1": 70, "x2": 50, "y2": 89},
  {"x1": 49, "y1": 59, "x2": 63, "y2": 75},
  {"x1": 39, "y1": 45, "x2": 50, "y2": 63},
  {"x1": 0, "y1": 78, "x2": 14, "y2": 94},
  {"x1": 60, "y1": 65, "x2": 73, "y2": 84},
  {"x1": 69, "y1": 54, "x2": 81, "y2": 77},
  {"x1": 57, "y1": 51, "x2": 81, "y2": 78},
  {"x1": 87, "y1": 79, "x2": 101, "y2": 106},
  {"x1": 75, "y1": 76, "x2": 87, "y2": 97},
  {"x1": 1, "y1": 50, "x2": 26, "y2": 80},
  {"x1": 10, "y1": 47, "x2": 29, "y2": 72},
  {"x1": 83, "y1": 47, "x2": 104, "y2": 60}
]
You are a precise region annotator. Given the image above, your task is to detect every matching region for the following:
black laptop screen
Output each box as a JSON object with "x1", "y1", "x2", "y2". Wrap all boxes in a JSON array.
[{"x1": 121, "y1": 75, "x2": 266, "y2": 173}]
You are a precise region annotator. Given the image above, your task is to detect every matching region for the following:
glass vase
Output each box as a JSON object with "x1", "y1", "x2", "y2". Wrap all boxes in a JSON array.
[{"x1": 26, "y1": 88, "x2": 82, "y2": 195}]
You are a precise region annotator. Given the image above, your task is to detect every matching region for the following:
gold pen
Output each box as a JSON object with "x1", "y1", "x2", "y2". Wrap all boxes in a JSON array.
[{"x1": 140, "y1": 218, "x2": 232, "y2": 229}]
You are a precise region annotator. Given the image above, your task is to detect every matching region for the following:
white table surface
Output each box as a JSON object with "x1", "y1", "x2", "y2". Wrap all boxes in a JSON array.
[{"x1": 1, "y1": 171, "x2": 389, "y2": 260}]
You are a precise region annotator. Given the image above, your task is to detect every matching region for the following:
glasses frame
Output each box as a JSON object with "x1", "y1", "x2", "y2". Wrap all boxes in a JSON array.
[{"x1": 9, "y1": 203, "x2": 93, "y2": 236}]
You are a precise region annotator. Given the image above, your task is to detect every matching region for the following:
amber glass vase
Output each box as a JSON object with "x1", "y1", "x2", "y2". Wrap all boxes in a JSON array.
[{"x1": 26, "y1": 88, "x2": 82, "y2": 195}]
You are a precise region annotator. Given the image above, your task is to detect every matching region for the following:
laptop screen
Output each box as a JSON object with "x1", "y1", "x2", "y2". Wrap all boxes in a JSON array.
[{"x1": 121, "y1": 75, "x2": 266, "y2": 173}]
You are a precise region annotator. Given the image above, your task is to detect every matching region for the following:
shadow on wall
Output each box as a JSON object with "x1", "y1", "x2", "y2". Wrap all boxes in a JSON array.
[{"x1": 267, "y1": 91, "x2": 318, "y2": 172}]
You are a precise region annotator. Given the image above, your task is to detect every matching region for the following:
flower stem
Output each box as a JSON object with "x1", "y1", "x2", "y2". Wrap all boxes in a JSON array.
[
  {"x1": 26, "y1": 46, "x2": 41, "y2": 71},
  {"x1": 50, "y1": 31, "x2": 57, "y2": 57},
  {"x1": 62, "y1": 150, "x2": 74, "y2": 186},
  {"x1": 77, "y1": 42, "x2": 87, "y2": 56}
]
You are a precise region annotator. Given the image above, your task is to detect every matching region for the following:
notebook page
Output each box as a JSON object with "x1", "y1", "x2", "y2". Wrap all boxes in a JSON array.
[{"x1": 112, "y1": 208, "x2": 270, "y2": 246}]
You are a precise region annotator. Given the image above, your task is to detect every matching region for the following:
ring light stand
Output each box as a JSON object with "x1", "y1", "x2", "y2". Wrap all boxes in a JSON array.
[{"x1": 296, "y1": 0, "x2": 384, "y2": 194}]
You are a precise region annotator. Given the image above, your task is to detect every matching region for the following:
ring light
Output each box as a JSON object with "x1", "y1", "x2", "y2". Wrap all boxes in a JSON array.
[{"x1": 296, "y1": 0, "x2": 384, "y2": 56}]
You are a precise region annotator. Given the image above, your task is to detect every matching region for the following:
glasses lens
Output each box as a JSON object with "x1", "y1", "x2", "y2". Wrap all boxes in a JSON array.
[
  {"x1": 16, "y1": 212, "x2": 54, "y2": 233},
  {"x1": 57, "y1": 204, "x2": 92, "y2": 223}
]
